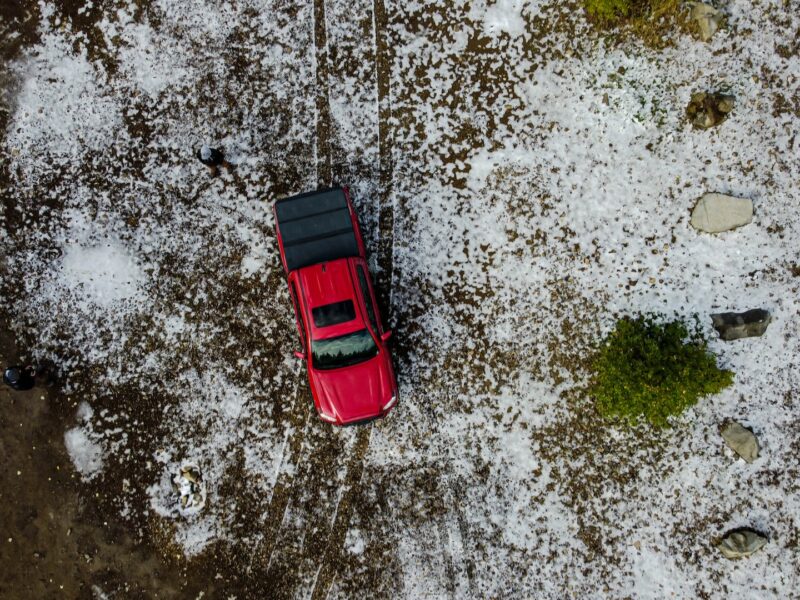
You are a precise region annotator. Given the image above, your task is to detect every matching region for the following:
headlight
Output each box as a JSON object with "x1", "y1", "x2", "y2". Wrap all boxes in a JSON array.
[{"x1": 382, "y1": 394, "x2": 397, "y2": 410}]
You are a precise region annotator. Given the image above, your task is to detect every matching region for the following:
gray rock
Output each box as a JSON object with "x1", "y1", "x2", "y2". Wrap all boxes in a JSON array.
[
  {"x1": 718, "y1": 528, "x2": 767, "y2": 559},
  {"x1": 691, "y1": 3, "x2": 723, "y2": 42},
  {"x1": 721, "y1": 421, "x2": 759, "y2": 462},
  {"x1": 690, "y1": 193, "x2": 753, "y2": 233},
  {"x1": 711, "y1": 309, "x2": 771, "y2": 341},
  {"x1": 686, "y1": 92, "x2": 735, "y2": 129}
]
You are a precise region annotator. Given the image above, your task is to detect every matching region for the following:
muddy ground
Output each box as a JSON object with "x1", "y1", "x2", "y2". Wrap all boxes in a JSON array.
[{"x1": 0, "y1": 3, "x2": 216, "y2": 598}]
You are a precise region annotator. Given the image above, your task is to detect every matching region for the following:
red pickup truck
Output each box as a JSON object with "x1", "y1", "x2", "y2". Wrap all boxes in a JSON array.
[{"x1": 273, "y1": 186, "x2": 398, "y2": 425}]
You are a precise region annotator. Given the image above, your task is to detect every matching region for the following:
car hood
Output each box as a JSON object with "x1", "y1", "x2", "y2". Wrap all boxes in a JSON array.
[{"x1": 311, "y1": 353, "x2": 393, "y2": 422}]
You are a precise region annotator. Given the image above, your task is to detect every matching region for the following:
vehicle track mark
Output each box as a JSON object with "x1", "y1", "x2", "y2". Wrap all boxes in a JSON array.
[
  {"x1": 262, "y1": 424, "x2": 369, "y2": 596},
  {"x1": 255, "y1": 379, "x2": 314, "y2": 574},
  {"x1": 313, "y1": 0, "x2": 333, "y2": 187},
  {"x1": 308, "y1": 426, "x2": 372, "y2": 600},
  {"x1": 372, "y1": 0, "x2": 395, "y2": 318},
  {"x1": 427, "y1": 393, "x2": 475, "y2": 597}
]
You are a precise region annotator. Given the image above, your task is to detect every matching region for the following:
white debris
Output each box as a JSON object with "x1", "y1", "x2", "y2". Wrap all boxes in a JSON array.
[
  {"x1": 173, "y1": 464, "x2": 207, "y2": 517},
  {"x1": 64, "y1": 426, "x2": 104, "y2": 481}
]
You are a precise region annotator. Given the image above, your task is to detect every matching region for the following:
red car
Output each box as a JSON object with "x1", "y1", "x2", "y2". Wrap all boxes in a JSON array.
[{"x1": 273, "y1": 186, "x2": 398, "y2": 425}]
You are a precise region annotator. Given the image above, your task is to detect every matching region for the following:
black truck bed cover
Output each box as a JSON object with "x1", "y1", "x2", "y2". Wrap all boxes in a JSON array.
[{"x1": 274, "y1": 187, "x2": 360, "y2": 271}]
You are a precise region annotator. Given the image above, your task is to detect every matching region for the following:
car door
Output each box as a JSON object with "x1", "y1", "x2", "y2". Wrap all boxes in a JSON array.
[
  {"x1": 288, "y1": 280, "x2": 309, "y2": 352},
  {"x1": 354, "y1": 261, "x2": 382, "y2": 338}
]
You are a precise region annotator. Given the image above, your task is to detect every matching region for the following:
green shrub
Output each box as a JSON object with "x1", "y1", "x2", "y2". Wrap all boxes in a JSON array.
[{"x1": 590, "y1": 316, "x2": 733, "y2": 427}]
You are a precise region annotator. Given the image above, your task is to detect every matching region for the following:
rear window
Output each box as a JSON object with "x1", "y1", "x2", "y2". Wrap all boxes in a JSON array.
[{"x1": 312, "y1": 300, "x2": 356, "y2": 328}]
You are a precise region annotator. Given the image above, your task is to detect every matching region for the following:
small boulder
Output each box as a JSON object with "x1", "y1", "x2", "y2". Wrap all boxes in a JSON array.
[
  {"x1": 690, "y1": 3, "x2": 723, "y2": 42},
  {"x1": 686, "y1": 92, "x2": 735, "y2": 129},
  {"x1": 690, "y1": 193, "x2": 753, "y2": 233},
  {"x1": 711, "y1": 309, "x2": 771, "y2": 341},
  {"x1": 720, "y1": 421, "x2": 759, "y2": 463},
  {"x1": 718, "y1": 528, "x2": 767, "y2": 559}
]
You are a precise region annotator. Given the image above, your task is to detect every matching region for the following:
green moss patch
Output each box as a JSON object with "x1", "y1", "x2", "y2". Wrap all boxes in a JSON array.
[
  {"x1": 584, "y1": 0, "x2": 689, "y2": 48},
  {"x1": 590, "y1": 316, "x2": 733, "y2": 427}
]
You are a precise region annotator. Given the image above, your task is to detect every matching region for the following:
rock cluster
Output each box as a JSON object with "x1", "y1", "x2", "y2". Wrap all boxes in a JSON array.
[
  {"x1": 172, "y1": 464, "x2": 207, "y2": 516},
  {"x1": 686, "y1": 92, "x2": 735, "y2": 129}
]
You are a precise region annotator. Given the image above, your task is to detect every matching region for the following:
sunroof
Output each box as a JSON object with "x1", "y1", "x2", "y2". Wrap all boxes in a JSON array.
[{"x1": 312, "y1": 300, "x2": 356, "y2": 328}]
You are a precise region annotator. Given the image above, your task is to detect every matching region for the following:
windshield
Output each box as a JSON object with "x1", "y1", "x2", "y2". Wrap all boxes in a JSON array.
[{"x1": 311, "y1": 329, "x2": 378, "y2": 370}]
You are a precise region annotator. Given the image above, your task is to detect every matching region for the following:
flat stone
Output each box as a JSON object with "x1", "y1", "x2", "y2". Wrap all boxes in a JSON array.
[
  {"x1": 711, "y1": 309, "x2": 771, "y2": 341},
  {"x1": 721, "y1": 421, "x2": 759, "y2": 463},
  {"x1": 690, "y1": 193, "x2": 753, "y2": 233},
  {"x1": 691, "y1": 3, "x2": 723, "y2": 42},
  {"x1": 718, "y1": 528, "x2": 767, "y2": 559}
]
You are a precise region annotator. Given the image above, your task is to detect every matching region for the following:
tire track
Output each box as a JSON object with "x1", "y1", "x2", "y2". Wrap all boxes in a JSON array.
[
  {"x1": 253, "y1": 382, "x2": 314, "y2": 576},
  {"x1": 301, "y1": 1, "x2": 389, "y2": 596},
  {"x1": 308, "y1": 426, "x2": 372, "y2": 600},
  {"x1": 372, "y1": 0, "x2": 395, "y2": 318},
  {"x1": 313, "y1": 0, "x2": 333, "y2": 187},
  {"x1": 426, "y1": 394, "x2": 475, "y2": 597}
]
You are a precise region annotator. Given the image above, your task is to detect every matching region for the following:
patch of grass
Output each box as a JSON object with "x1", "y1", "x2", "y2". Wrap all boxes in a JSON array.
[
  {"x1": 590, "y1": 315, "x2": 733, "y2": 427},
  {"x1": 585, "y1": 0, "x2": 636, "y2": 22},
  {"x1": 584, "y1": 0, "x2": 689, "y2": 48}
]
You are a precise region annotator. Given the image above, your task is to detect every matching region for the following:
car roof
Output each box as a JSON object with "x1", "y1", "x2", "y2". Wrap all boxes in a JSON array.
[
  {"x1": 274, "y1": 187, "x2": 360, "y2": 271},
  {"x1": 295, "y1": 257, "x2": 364, "y2": 340}
]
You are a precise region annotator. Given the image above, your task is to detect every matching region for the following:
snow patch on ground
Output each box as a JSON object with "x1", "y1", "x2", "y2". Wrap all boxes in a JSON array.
[
  {"x1": 64, "y1": 402, "x2": 105, "y2": 481},
  {"x1": 7, "y1": 34, "x2": 120, "y2": 178},
  {"x1": 60, "y1": 239, "x2": 144, "y2": 307}
]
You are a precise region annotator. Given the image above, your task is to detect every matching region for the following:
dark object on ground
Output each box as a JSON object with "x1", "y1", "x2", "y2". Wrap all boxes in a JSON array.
[
  {"x1": 718, "y1": 528, "x2": 768, "y2": 559},
  {"x1": 686, "y1": 92, "x2": 735, "y2": 129},
  {"x1": 196, "y1": 145, "x2": 232, "y2": 177},
  {"x1": 711, "y1": 309, "x2": 771, "y2": 341},
  {"x1": 3, "y1": 365, "x2": 35, "y2": 390}
]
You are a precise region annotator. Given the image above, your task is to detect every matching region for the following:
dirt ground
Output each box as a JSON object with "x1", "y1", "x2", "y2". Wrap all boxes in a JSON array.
[
  {"x1": 0, "y1": 3, "x2": 215, "y2": 598},
  {"x1": 0, "y1": 338, "x2": 348, "y2": 600},
  {"x1": 0, "y1": 327, "x2": 227, "y2": 599}
]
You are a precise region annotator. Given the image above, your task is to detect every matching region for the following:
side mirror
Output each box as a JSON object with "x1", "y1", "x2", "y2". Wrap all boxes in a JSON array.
[
  {"x1": 381, "y1": 330, "x2": 392, "y2": 342},
  {"x1": 293, "y1": 350, "x2": 306, "y2": 360}
]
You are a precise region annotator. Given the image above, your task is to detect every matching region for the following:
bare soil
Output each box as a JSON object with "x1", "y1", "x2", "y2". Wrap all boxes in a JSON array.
[{"x1": 0, "y1": 328, "x2": 225, "y2": 599}]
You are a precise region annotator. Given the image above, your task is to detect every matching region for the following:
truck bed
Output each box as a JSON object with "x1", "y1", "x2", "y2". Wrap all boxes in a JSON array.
[{"x1": 274, "y1": 187, "x2": 360, "y2": 271}]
